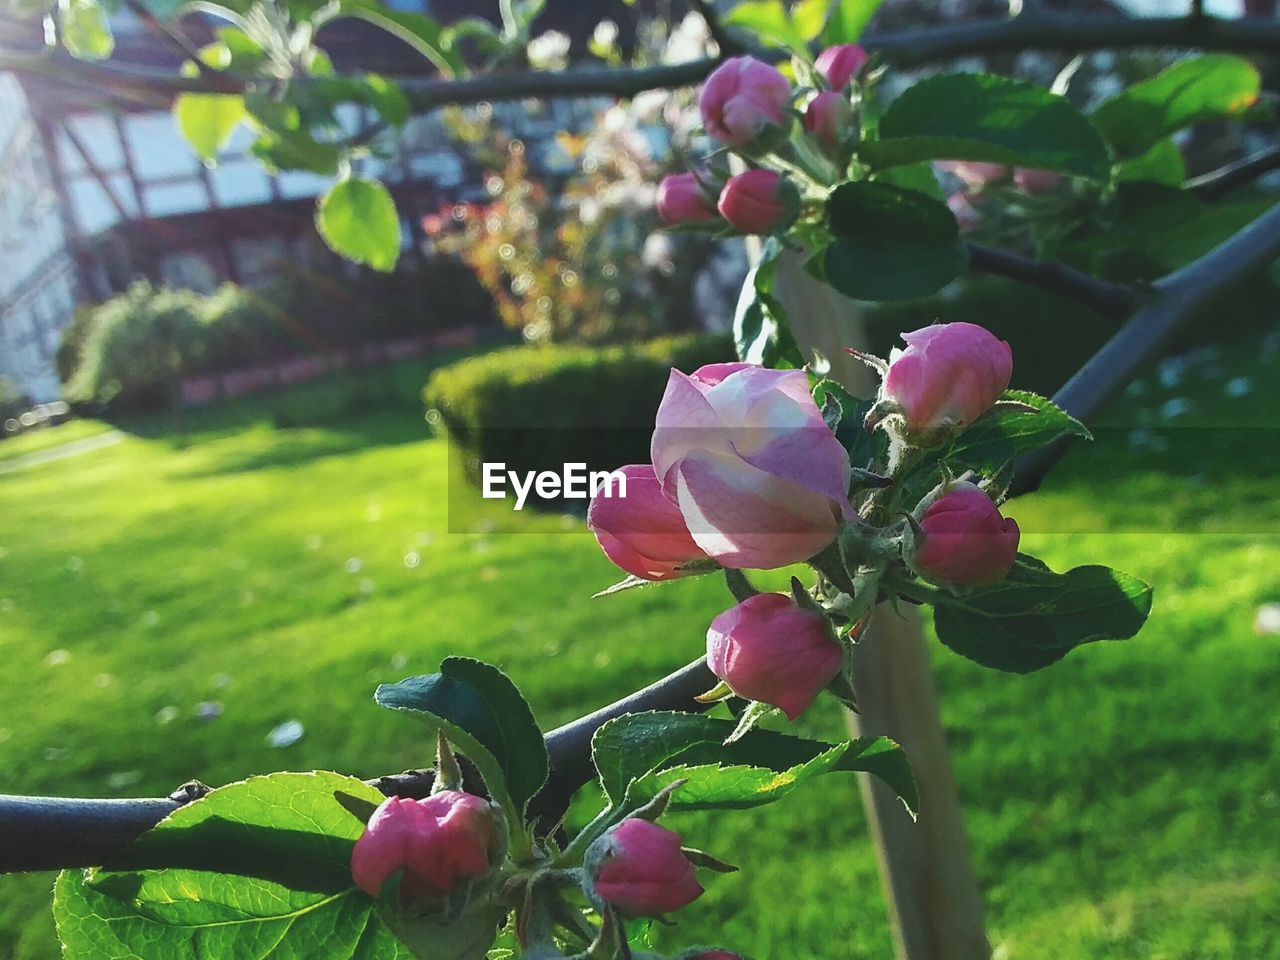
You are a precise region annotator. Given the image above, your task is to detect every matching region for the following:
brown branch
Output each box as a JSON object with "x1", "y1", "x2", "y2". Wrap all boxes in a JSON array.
[
  {"x1": 965, "y1": 243, "x2": 1136, "y2": 317},
  {"x1": 120, "y1": 0, "x2": 242, "y2": 94},
  {"x1": 9, "y1": 13, "x2": 1280, "y2": 110},
  {"x1": 0, "y1": 659, "x2": 715, "y2": 873},
  {"x1": 1186, "y1": 147, "x2": 1280, "y2": 200}
]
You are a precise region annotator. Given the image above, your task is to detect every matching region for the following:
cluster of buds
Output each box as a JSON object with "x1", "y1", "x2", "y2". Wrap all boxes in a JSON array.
[
  {"x1": 590, "y1": 322, "x2": 1021, "y2": 724},
  {"x1": 350, "y1": 736, "x2": 745, "y2": 959},
  {"x1": 936, "y1": 161, "x2": 1064, "y2": 232},
  {"x1": 655, "y1": 45, "x2": 869, "y2": 236}
]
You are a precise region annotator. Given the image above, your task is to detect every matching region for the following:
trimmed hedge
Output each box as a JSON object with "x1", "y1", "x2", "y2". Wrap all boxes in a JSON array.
[{"x1": 424, "y1": 334, "x2": 733, "y2": 496}]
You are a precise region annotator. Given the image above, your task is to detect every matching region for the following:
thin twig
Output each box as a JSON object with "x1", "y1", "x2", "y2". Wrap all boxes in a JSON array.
[
  {"x1": 120, "y1": 0, "x2": 241, "y2": 94},
  {"x1": 10, "y1": 14, "x2": 1280, "y2": 108},
  {"x1": 966, "y1": 243, "x2": 1136, "y2": 317},
  {"x1": 1185, "y1": 147, "x2": 1280, "y2": 200},
  {"x1": 0, "y1": 659, "x2": 715, "y2": 872}
]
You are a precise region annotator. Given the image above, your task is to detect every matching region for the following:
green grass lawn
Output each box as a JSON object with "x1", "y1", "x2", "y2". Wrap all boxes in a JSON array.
[
  {"x1": 0, "y1": 420, "x2": 114, "y2": 464},
  {"x1": 1, "y1": 343, "x2": 1278, "y2": 959}
]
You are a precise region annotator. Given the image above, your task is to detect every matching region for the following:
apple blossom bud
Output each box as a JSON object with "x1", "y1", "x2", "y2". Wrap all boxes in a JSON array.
[
  {"x1": 718, "y1": 169, "x2": 791, "y2": 235},
  {"x1": 651, "y1": 363, "x2": 851, "y2": 570},
  {"x1": 588, "y1": 464, "x2": 712, "y2": 581},
  {"x1": 947, "y1": 191, "x2": 981, "y2": 233},
  {"x1": 909, "y1": 481, "x2": 1020, "y2": 586},
  {"x1": 867, "y1": 322, "x2": 1013, "y2": 446},
  {"x1": 935, "y1": 160, "x2": 1007, "y2": 193},
  {"x1": 803, "y1": 90, "x2": 851, "y2": 148},
  {"x1": 657, "y1": 173, "x2": 717, "y2": 225},
  {"x1": 587, "y1": 818, "x2": 704, "y2": 918},
  {"x1": 351, "y1": 791, "x2": 497, "y2": 902},
  {"x1": 706, "y1": 593, "x2": 842, "y2": 720},
  {"x1": 1012, "y1": 167, "x2": 1063, "y2": 194},
  {"x1": 699, "y1": 56, "x2": 793, "y2": 150},
  {"x1": 814, "y1": 44, "x2": 868, "y2": 90}
]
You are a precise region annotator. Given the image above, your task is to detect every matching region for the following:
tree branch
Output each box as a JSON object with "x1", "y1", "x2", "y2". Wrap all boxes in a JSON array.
[
  {"x1": 0, "y1": 659, "x2": 715, "y2": 873},
  {"x1": 9, "y1": 13, "x2": 1280, "y2": 110},
  {"x1": 120, "y1": 0, "x2": 240, "y2": 93},
  {"x1": 1008, "y1": 201, "x2": 1280, "y2": 496},
  {"x1": 965, "y1": 243, "x2": 1136, "y2": 316},
  {"x1": 1185, "y1": 146, "x2": 1280, "y2": 201}
]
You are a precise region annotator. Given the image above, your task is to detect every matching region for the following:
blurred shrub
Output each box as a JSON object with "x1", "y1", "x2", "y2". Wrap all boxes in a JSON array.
[
  {"x1": 61, "y1": 258, "x2": 496, "y2": 413},
  {"x1": 195, "y1": 284, "x2": 289, "y2": 374},
  {"x1": 0, "y1": 375, "x2": 27, "y2": 424},
  {"x1": 424, "y1": 332, "x2": 731, "y2": 495},
  {"x1": 55, "y1": 305, "x2": 100, "y2": 384},
  {"x1": 65, "y1": 282, "x2": 205, "y2": 412},
  {"x1": 432, "y1": 100, "x2": 718, "y2": 345}
]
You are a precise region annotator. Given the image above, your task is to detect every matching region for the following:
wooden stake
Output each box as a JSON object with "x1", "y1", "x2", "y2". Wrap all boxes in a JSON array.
[
  {"x1": 768, "y1": 251, "x2": 991, "y2": 960},
  {"x1": 850, "y1": 605, "x2": 991, "y2": 960}
]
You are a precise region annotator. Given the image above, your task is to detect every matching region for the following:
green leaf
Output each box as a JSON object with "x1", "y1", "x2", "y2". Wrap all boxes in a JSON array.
[
  {"x1": 724, "y1": 0, "x2": 807, "y2": 52},
  {"x1": 1092, "y1": 54, "x2": 1260, "y2": 159},
  {"x1": 812, "y1": 378, "x2": 884, "y2": 468},
  {"x1": 173, "y1": 94, "x2": 247, "y2": 163},
  {"x1": 734, "y1": 236, "x2": 804, "y2": 368},
  {"x1": 1116, "y1": 137, "x2": 1186, "y2": 186},
  {"x1": 823, "y1": 0, "x2": 884, "y2": 43},
  {"x1": 861, "y1": 73, "x2": 1112, "y2": 181},
  {"x1": 308, "y1": 74, "x2": 411, "y2": 128},
  {"x1": 925, "y1": 556, "x2": 1154, "y2": 673},
  {"x1": 792, "y1": 0, "x2": 833, "y2": 41},
  {"x1": 54, "y1": 772, "x2": 412, "y2": 959},
  {"x1": 592, "y1": 710, "x2": 918, "y2": 816},
  {"x1": 317, "y1": 178, "x2": 401, "y2": 273},
  {"x1": 1060, "y1": 184, "x2": 1277, "y2": 281},
  {"x1": 59, "y1": 0, "x2": 113, "y2": 60},
  {"x1": 823, "y1": 181, "x2": 968, "y2": 301},
  {"x1": 870, "y1": 161, "x2": 946, "y2": 200},
  {"x1": 438, "y1": 658, "x2": 548, "y2": 810},
  {"x1": 341, "y1": 0, "x2": 465, "y2": 77},
  {"x1": 946, "y1": 390, "x2": 1090, "y2": 475},
  {"x1": 375, "y1": 658, "x2": 548, "y2": 814}
]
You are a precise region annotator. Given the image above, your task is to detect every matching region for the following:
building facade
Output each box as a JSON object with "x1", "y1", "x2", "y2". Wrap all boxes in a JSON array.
[{"x1": 0, "y1": 0, "x2": 631, "y2": 402}]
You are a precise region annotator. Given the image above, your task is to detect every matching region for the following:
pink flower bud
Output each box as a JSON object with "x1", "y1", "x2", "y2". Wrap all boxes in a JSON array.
[
  {"x1": 814, "y1": 44, "x2": 868, "y2": 90},
  {"x1": 699, "y1": 56, "x2": 792, "y2": 149},
  {"x1": 803, "y1": 90, "x2": 851, "y2": 147},
  {"x1": 651, "y1": 363, "x2": 851, "y2": 570},
  {"x1": 1012, "y1": 167, "x2": 1063, "y2": 194},
  {"x1": 911, "y1": 482, "x2": 1020, "y2": 586},
  {"x1": 588, "y1": 464, "x2": 711, "y2": 581},
  {"x1": 935, "y1": 160, "x2": 1007, "y2": 193},
  {"x1": 717, "y1": 169, "x2": 790, "y2": 235},
  {"x1": 589, "y1": 818, "x2": 703, "y2": 918},
  {"x1": 351, "y1": 791, "x2": 495, "y2": 901},
  {"x1": 946, "y1": 191, "x2": 981, "y2": 233},
  {"x1": 706, "y1": 593, "x2": 842, "y2": 720},
  {"x1": 657, "y1": 173, "x2": 717, "y2": 225},
  {"x1": 872, "y1": 322, "x2": 1012, "y2": 444}
]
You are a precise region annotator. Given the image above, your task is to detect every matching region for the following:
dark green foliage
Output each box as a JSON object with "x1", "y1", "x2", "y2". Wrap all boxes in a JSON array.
[
  {"x1": 423, "y1": 333, "x2": 733, "y2": 501},
  {"x1": 61, "y1": 258, "x2": 496, "y2": 414},
  {"x1": 65, "y1": 282, "x2": 205, "y2": 413}
]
